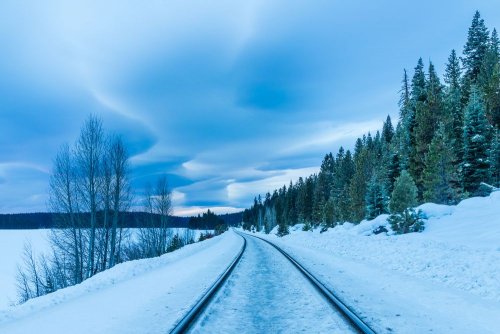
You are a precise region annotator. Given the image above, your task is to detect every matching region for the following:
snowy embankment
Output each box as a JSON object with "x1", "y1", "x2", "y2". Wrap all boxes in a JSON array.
[
  {"x1": 250, "y1": 192, "x2": 500, "y2": 334},
  {"x1": 0, "y1": 231, "x2": 243, "y2": 334},
  {"x1": 0, "y1": 228, "x2": 210, "y2": 309}
]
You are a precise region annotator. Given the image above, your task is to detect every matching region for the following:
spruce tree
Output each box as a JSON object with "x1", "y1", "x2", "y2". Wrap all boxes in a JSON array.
[
  {"x1": 462, "y1": 11, "x2": 490, "y2": 105},
  {"x1": 444, "y1": 49, "x2": 464, "y2": 161},
  {"x1": 388, "y1": 171, "x2": 423, "y2": 234},
  {"x1": 382, "y1": 115, "x2": 395, "y2": 144},
  {"x1": 489, "y1": 129, "x2": 500, "y2": 187},
  {"x1": 462, "y1": 85, "x2": 491, "y2": 195},
  {"x1": 389, "y1": 170, "x2": 418, "y2": 214},
  {"x1": 398, "y1": 70, "x2": 412, "y2": 170},
  {"x1": 413, "y1": 61, "x2": 444, "y2": 196},
  {"x1": 349, "y1": 139, "x2": 373, "y2": 222},
  {"x1": 408, "y1": 59, "x2": 427, "y2": 190},
  {"x1": 365, "y1": 174, "x2": 388, "y2": 220},
  {"x1": 422, "y1": 123, "x2": 460, "y2": 204},
  {"x1": 478, "y1": 28, "x2": 500, "y2": 127},
  {"x1": 462, "y1": 11, "x2": 490, "y2": 84}
]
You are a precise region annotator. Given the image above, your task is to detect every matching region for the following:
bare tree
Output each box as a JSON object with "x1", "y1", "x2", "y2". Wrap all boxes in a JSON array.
[
  {"x1": 48, "y1": 143, "x2": 84, "y2": 284},
  {"x1": 137, "y1": 176, "x2": 173, "y2": 257},
  {"x1": 75, "y1": 115, "x2": 104, "y2": 278},
  {"x1": 108, "y1": 135, "x2": 131, "y2": 268},
  {"x1": 155, "y1": 175, "x2": 172, "y2": 254}
]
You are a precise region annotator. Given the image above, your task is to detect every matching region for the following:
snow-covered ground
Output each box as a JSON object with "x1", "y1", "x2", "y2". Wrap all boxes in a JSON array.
[
  {"x1": 248, "y1": 191, "x2": 500, "y2": 333},
  {"x1": 192, "y1": 234, "x2": 355, "y2": 333},
  {"x1": 0, "y1": 231, "x2": 243, "y2": 334},
  {"x1": 0, "y1": 228, "x2": 211, "y2": 309}
]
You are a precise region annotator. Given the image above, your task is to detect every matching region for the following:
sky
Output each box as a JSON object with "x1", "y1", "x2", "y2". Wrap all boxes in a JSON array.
[{"x1": 1, "y1": 1, "x2": 500, "y2": 216}]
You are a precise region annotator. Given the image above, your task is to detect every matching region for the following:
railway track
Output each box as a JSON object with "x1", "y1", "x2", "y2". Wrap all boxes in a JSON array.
[{"x1": 169, "y1": 230, "x2": 376, "y2": 334}]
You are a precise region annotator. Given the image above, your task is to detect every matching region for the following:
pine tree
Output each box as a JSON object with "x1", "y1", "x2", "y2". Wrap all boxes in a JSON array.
[
  {"x1": 422, "y1": 123, "x2": 460, "y2": 204},
  {"x1": 462, "y1": 86, "x2": 491, "y2": 195},
  {"x1": 398, "y1": 70, "x2": 412, "y2": 170},
  {"x1": 408, "y1": 59, "x2": 427, "y2": 189},
  {"x1": 462, "y1": 11, "x2": 490, "y2": 84},
  {"x1": 478, "y1": 28, "x2": 500, "y2": 127},
  {"x1": 444, "y1": 49, "x2": 464, "y2": 161},
  {"x1": 413, "y1": 61, "x2": 445, "y2": 196},
  {"x1": 462, "y1": 11, "x2": 490, "y2": 105},
  {"x1": 365, "y1": 174, "x2": 388, "y2": 220},
  {"x1": 489, "y1": 129, "x2": 500, "y2": 187},
  {"x1": 389, "y1": 170, "x2": 418, "y2": 214},
  {"x1": 382, "y1": 115, "x2": 394, "y2": 144},
  {"x1": 349, "y1": 139, "x2": 373, "y2": 222},
  {"x1": 387, "y1": 152, "x2": 401, "y2": 194}
]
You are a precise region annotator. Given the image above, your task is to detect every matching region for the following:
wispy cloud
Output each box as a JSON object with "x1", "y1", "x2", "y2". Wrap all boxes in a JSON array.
[{"x1": 1, "y1": 1, "x2": 499, "y2": 213}]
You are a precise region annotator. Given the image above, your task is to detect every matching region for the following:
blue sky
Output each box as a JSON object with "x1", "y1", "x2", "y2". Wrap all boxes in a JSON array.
[{"x1": 1, "y1": 1, "x2": 499, "y2": 215}]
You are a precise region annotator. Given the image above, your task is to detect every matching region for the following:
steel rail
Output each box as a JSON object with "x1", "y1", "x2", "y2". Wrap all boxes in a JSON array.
[
  {"x1": 239, "y1": 231, "x2": 376, "y2": 334},
  {"x1": 169, "y1": 233, "x2": 247, "y2": 334}
]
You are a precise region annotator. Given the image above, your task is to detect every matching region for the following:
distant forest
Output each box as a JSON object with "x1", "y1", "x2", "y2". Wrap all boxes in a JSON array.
[
  {"x1": 243, "y1": 11, "x2": 500, "y2": 235},
  {"x1": 0, "y1": 211, "x2": 242, "y2": 230}
]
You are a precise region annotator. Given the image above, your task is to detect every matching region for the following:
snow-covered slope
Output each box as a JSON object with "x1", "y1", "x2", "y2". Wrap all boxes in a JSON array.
[
  {"x1": 0, "y1": 231, "x2": 243, "y2": 334},
  {"x1": 252, "y1": 192, "x2": 500, "y2": 333},
  {"x1": 0, "y1": 228, "x2": 211, "y2": 309}
]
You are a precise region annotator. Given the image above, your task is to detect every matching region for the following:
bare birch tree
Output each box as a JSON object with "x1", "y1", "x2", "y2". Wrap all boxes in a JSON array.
[{"x1": 75, "y1": 115, "x2": 104, "y2": 278}]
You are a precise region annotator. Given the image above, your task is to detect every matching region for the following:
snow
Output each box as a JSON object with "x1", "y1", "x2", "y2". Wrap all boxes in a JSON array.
[
  {"x1": 191, "y1": 234, "x2": 355, "y2": 333},
  {"x1": 0, "y1": 228, "x2": 211, "y2": 309},
  {"x1": 0, "y1": 231, "x2": 243, "y2": 334},
  {"x1": 248, "y1": 192, "x2": 500, "y2": 333},
  {"x1": 0, "y1": 230, "x2": 51, "y2": 309},
  {"x1": 0, "y1": 193, "x2": 498, "y2": 333}
]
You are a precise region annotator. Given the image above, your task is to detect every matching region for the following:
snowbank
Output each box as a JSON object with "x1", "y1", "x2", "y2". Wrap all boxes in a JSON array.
[
  {"x1": 250, "y1": 192, "x2": 500, "y2": 333},
  {"x1": 0, "y1": 231, "x2": 243, "y2": 334}
]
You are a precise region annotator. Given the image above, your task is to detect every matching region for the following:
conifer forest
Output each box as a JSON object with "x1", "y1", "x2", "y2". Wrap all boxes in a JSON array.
[{"x1": 242, "y1": 11, "x2": 500, "y2": 235}]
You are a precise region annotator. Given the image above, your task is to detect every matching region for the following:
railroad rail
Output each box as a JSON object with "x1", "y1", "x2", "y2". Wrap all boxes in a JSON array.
[
  {"x1": 170, "y1": 230, "x2": 376, "y2": 334},
  {"x1": 169, "y1": 234, "x2": 247, "y2": 334},
  {"x1": 241, "y1": 232, "x2": 376, "y2": 334}
]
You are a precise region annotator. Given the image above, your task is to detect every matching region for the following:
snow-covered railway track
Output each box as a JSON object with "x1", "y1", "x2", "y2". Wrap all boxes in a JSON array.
[
  {"x1": 243, "y1": 232, "x2": 376, "y2": 334},
  {"x1": 169, "y1": 233, "x2": 247, "y2": 334},
  {"x1": 170, "y1": 230, "x2": 375, "y2": 333}
]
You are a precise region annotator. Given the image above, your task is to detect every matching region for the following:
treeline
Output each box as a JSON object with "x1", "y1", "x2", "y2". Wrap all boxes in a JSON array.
[
  {"x1": 243, "y1": 11, "x2": 500, "y2": 235},
  {"x1": 0, "y1": 212, "x2": 190, "y2": 229},
  {"x1": 188, "y1": 209, "x2": 229, "y2": 233}
]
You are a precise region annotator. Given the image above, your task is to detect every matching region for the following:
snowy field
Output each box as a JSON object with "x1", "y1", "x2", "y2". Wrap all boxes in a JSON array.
[
  {"x1": 0, "y1": 230, "x2": 51, "y2": 308},
  {"x1": 248, "y1": 191, "x2": 500, "y2": 333},
  {"x1": 0, "y1": 228, "x2": 211, "y2": 310},
  {"x1": 0, "y1": 231, "x2": 243, "y2": 334}
]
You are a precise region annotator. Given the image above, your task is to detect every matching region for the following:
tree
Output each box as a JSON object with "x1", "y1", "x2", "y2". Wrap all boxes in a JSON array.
[
  {"x1": 462, "y1": 86, "x2": 491, "y2": 195},
  {"x1": 108, "y1": 136, "x2": 131, "y2": 268},
  {"x1": 389, "y1": 170, "x2": 418, "y2": 214},
  {"x1": 489, "y1": 129, "x2": 500, "y2": 187},
  {"x1": 444, "y1": 49, "x2": 464, "y2": 161},
  {"x1": 388, "y1": 208, "x2": 424, "y2": 234},
  {"x1": 48, "y1": 144, "x2": 83, "y2": 285},
  {"x1": 75, "y1": 115, "x2": 105, "y2": 278},
  {"x1": 408, "y1": 58, "x2": 427, "y2": 188},
  {"x1": 413, "y1": 61, "x2": 444, "y2": 196},
  {"x1": 478, "y1": 28, "x2": 500, "y2": 127},
  {"x1": 462, "y1": 11, "x2": 490, "y2": 86},
  {"x1": 422, "y1": 124, "x2": 460, "y2": 204},
  {"x1": 349, "y1": 139, "x2": 373, "y2": 222},
  {"x1": 382, "y1": 115, "x2": 394, "y2": 144},
  {"x1": 365, "y1": 174, "x2": 388, "y2": 220},
  {"x1": 388, "y1": 171, "x2": 423, "y2": 234}
]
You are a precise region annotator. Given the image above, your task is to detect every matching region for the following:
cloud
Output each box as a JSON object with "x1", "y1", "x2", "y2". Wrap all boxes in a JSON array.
[{"x1": 2, "y1": 1, "x2": 500, "y2": 213}]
